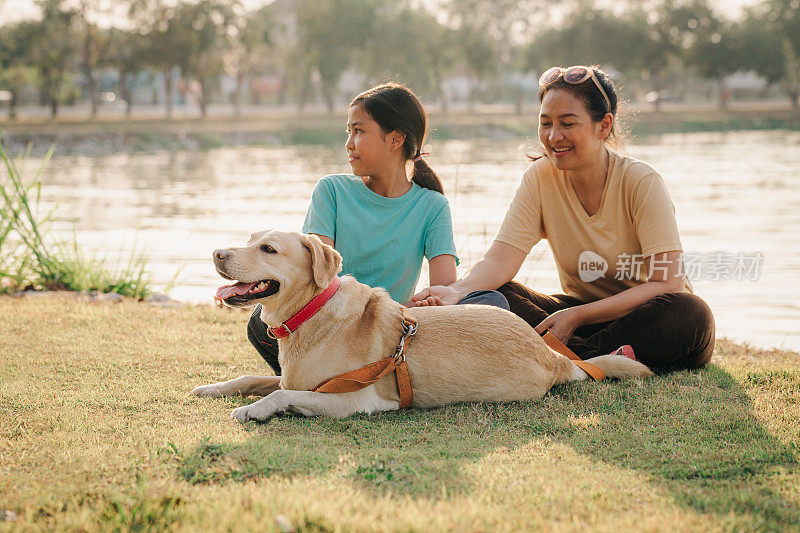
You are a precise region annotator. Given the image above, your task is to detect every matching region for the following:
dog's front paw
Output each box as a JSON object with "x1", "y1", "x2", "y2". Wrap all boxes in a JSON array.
[
  {"x1": 190, "y1": 383, "x2": 225, "y2": 398},
  {"x1": 231, "y1": 394, "x2": 285, "y2": 422}
]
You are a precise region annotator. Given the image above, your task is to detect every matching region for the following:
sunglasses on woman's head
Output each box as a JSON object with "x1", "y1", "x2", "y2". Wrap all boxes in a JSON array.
[{"x1": 538, "y1": 66, "x2": 611, "y2": 111}]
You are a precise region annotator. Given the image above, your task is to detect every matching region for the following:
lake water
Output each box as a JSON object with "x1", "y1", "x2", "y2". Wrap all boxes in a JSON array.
[{"x1": 26, "y1": 130, "x2": 800, "y2": 350}]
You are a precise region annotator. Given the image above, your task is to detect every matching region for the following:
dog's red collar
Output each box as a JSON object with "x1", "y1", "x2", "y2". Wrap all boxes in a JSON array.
[{"x1": 267, "y1": 276, "x2": 341, "y2": 339}]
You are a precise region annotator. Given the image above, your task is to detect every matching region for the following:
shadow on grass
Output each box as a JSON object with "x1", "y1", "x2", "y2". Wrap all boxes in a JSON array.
[{"x1": 175, "y1": 364, "x2": 799, "y2": 527}]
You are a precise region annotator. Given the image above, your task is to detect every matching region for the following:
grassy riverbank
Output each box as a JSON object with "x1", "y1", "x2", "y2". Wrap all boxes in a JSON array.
[
  {"x1": 4, "y1": 103, "x2": 800, "y2": 156},
  {"x1": 0, "y1": 142, "x2": 157, "y2": 298},
  {"x1": 2, "y1": 295, "x2": 798, "y2": 531}
]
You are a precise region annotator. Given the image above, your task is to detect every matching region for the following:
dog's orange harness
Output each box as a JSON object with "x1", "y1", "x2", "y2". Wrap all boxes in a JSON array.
[
  {"x1": 312, "y1": 313, "x2": 416, "y2": 408},
  {"x1": 273, "y1": 279, "x2": 599, "y2": 404},
  {"x1": 541, "y1": 330, "x2": 605, "y2": 381},
  {"x1": 265, "y1": 276, "x2": 414, "y2": 407}
]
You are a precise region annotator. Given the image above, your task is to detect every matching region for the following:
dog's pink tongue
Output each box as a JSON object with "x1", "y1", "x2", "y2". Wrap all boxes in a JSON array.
[{"x1": 216, "y1": 281, "x2": 257, "y2": 300}]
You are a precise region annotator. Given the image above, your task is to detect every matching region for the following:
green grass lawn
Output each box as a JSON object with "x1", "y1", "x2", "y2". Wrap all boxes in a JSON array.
[{"x1": 1, "y1": 295, "x2": 798, "y2": 531}]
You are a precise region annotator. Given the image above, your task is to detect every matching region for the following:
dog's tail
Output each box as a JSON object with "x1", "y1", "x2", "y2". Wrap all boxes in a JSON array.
[{"x1": 554, "y1": 353, "x2": 653, "y2": 384}]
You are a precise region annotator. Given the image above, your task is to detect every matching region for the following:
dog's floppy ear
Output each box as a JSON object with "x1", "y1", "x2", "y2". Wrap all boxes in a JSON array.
[
  {"x1": 300, "y1": 233, "x2": 342, "y2": 288},
  {"x1": 247, "y1": 230, "x2": 270, "y2": 245}
]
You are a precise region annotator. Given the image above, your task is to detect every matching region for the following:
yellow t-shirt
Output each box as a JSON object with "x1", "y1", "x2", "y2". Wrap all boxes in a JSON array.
[{"x1": 495, "y1": 149, "x2": 691, "y2": 302}]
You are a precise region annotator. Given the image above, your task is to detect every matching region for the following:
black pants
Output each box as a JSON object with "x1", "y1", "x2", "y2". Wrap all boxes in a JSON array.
[
  {"x1": 247, "y1": 305, "x2": 282, "y2": 375},
  {"x1": 498, "y1": 281, "x2": 715, "y2": 371},
  {"x1": 246, "y1": 290, "x2": 510, "y2": 376}
]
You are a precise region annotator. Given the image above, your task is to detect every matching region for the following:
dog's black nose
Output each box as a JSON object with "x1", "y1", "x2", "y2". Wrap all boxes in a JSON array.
[{"x1": 213, "y1": 249, "x2": 229, "y2": 261}]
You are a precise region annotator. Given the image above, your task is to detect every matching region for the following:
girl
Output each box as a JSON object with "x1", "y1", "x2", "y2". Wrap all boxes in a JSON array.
[
  {"x1": 247, "y1": 82, "x2": 507, "y2": 374},
  {"x1": 412, "y1": 67, "x2": 714, "y2": 371}
]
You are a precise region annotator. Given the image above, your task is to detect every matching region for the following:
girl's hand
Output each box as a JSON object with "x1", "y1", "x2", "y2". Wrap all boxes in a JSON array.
[
  {"x1": 410, "y1": 285, "x2": 463, "y2": 306},
  {"x1": 534, "y1": 308, "x2": 584, "y2": 344}
]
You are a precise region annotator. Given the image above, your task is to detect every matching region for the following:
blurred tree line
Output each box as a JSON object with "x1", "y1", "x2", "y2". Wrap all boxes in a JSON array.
[{"x1": 0, "y1": 0, "x2": 797, "y2": 119}]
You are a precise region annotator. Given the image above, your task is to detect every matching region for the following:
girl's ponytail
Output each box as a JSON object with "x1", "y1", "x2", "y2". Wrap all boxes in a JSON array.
[
  {"x1": 411, "y1": 157, "x2": 443, "y2": 194},
  {"x1": 351, "y1": 82, "x2": 445, "y2": 195}
]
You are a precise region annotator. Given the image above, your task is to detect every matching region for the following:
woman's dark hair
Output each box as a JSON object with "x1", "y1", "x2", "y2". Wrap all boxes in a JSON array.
[
  {"x1": 531, "y1": 66, "x2": 624, "y2": 160},
  {"x1": 350, "y1": 82, "x2": 444, "y2": 194}
]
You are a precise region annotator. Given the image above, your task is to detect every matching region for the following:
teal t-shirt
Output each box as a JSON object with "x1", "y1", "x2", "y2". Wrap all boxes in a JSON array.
[{"x1": 302, "y1": 174, "x2": 459, "y2": 303}]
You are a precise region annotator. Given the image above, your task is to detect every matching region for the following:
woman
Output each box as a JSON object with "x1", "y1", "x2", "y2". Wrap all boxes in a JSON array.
[
  {"x1": 248, "y1": 82, "x2": 507, "y2": 375},
  {"x1": 412, "y1": 66, "x2": 714, "y2": 371}
]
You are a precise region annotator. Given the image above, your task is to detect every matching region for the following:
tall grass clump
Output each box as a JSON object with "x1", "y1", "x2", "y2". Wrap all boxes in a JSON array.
[{"x1": 0, "y1": 140, "x2": 154, "y2": 299}]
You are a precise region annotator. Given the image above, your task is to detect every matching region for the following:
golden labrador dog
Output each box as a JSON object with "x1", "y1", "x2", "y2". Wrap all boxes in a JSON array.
[{"x1": 191, "y1": 230, "x2": 652, "y2": 421}]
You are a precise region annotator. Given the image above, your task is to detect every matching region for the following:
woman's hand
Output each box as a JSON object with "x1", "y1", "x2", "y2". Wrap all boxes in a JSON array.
[
  {"x1": 409, "y1": 285, "x2": 464, "y2": 306},
  {"x1": 534, "y1": 307, "x2": 585, "y2": 344},
  {"x1": 409, "y1": 242, "x2": 526, "y2": 308}
]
